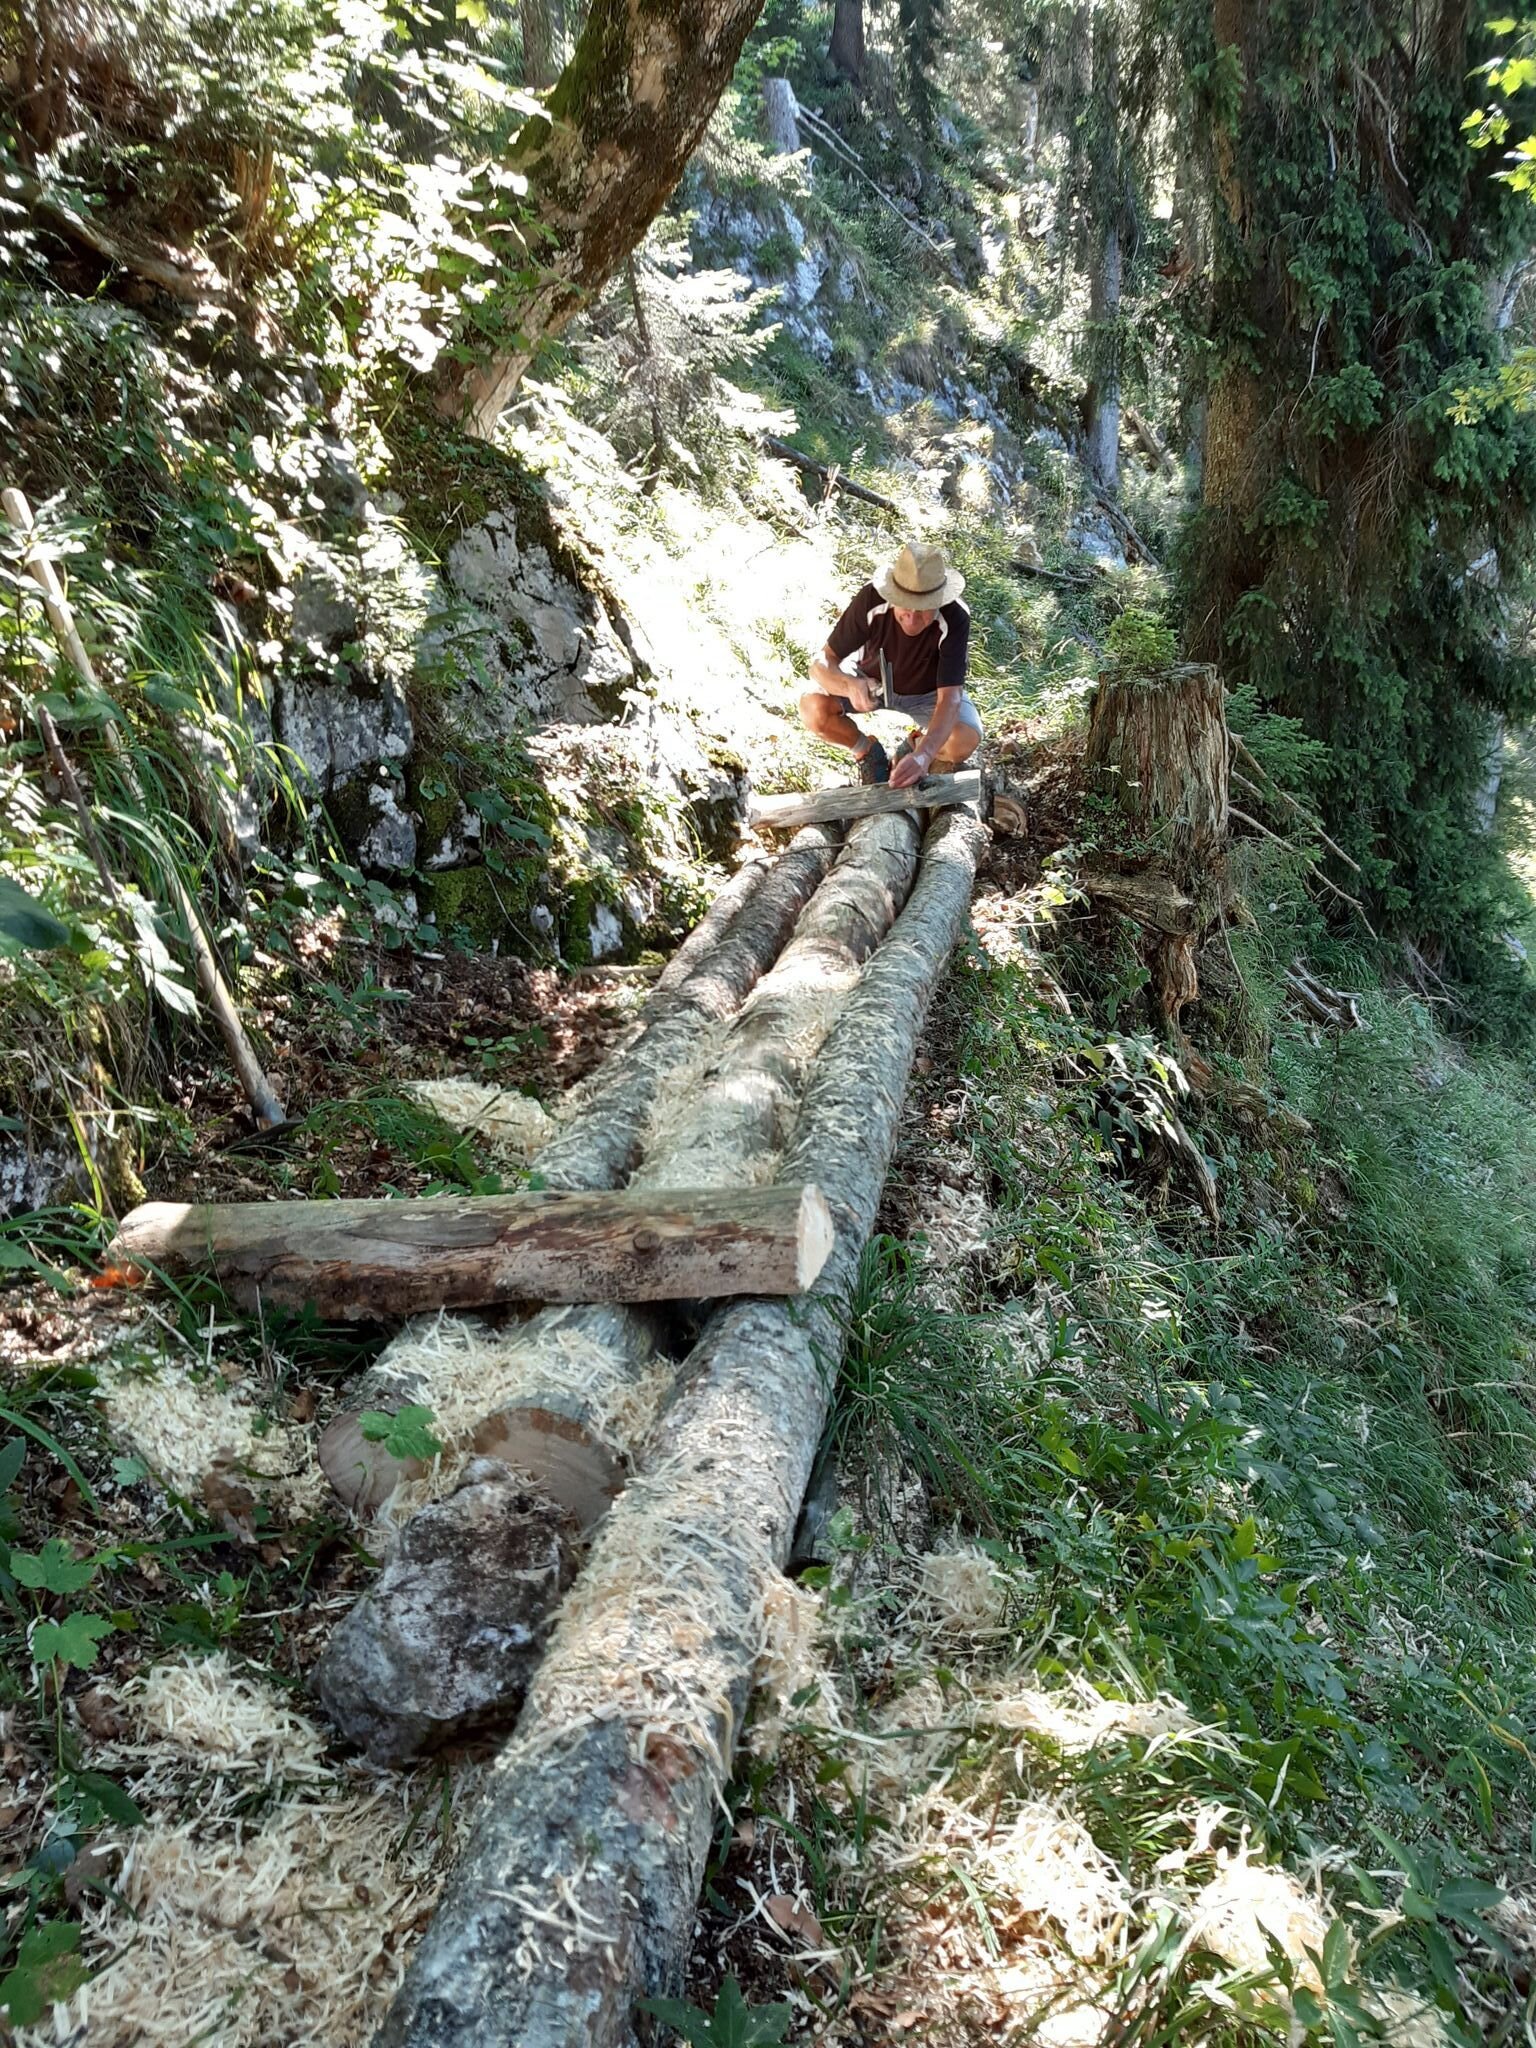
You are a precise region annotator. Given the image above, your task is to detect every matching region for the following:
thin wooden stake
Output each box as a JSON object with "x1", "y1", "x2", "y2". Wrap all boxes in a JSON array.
[{"x1": 2, "y1": 487, "x2": 287, "y2": 1128}]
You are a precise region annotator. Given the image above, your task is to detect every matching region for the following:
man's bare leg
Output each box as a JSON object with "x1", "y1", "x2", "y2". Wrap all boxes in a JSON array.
[
  {"x1": 914, "y1": 722, "x2": 981, "y2": 775},
  {"x1": 800, "y1": 689, "x2": 878, "y2": 765}
]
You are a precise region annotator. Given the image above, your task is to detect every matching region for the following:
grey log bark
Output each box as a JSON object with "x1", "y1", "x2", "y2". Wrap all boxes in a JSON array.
[
  {"x1": 761, "y1": 76, "x2": 800, "y2": 154},
  {"x1": 828, "y1": 0, "x2": 864, "y2": 82},
  {"x1": 108, "y1": 1182, "x2": 836, "y2": 1318},
  {"x1": 380, "y1": 819, "x2": 919, "y2": 1545},
  {"x1": 748, "y1": 771, "x2": 981, "y2": 832},
  {"x1": 534, "y1": 826, "x2": 837, "y2": 1192},
  {"x1": 372, "y1": 805, "x2": 989, "y2": 2048}
]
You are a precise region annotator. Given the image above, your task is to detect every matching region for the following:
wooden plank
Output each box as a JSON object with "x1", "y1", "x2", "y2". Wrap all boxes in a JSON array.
[
  {"x1": 748, "y1": 770, "x2": 981, "y2": 832},
  {"x1": 109, "y1": 1182, "x2": 835, "y2": 1318}
]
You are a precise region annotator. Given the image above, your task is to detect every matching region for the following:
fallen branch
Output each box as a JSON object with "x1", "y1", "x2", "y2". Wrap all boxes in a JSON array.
[
  {"x1": 2, "y1": 486, "x2": 287, "y2": 1129},
  {"x1": 1092, "y1": 491, "x2": 1162, "y2": 568},
  {"x1": 760, "y1": 434, "x2": 899, "y2": 512},
  {"x1": 1284, "y1": 962, "x2": 1363, "y2": 1032},
  {"x1": 1124, "y1": 404, "x2": 1177, "y2": 477},
  {"x1": 108, "y1": 1181, "x2": 835, "y2": 1317},
  {"x1": 749, "y1": 771, "x2": 981, "y2": 832},
  {"x1": 1230, "y1": 738, "x2": 1362, "y2": 874},
  {"x1": 1229, "y1": 804, "x2": 1378, "y2": 937},
  {"x1": 374, "y1": 804, "x2": 990, "y2": 2048},
  {"x1": 794, "y1": 103, "x2": 948, "y2": 258}
]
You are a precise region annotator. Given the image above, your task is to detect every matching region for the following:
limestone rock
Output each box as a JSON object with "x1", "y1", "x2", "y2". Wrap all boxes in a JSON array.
[{"x1": 312, "y1": 1460, "x2": 579, "y2": 1765}]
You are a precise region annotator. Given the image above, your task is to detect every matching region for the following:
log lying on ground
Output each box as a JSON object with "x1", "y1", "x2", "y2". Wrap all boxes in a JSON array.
[
  {"x1": 374, "y1": 804, "x2": 989, "y2": 2048},
  {"x1": 321, "y1": 1302, "x2": 662, "y2": 1534},
  {"x1": 759, "y1": 433, "x2": 900, "y2": 512},
  {"x1": 1077, "y1": 866, "x2": 1198, "y2": 935},
  {"x1": 316, "y1": 818, "x2": 922, "y2": 1758},
  {"x1": 470, "y1": 814, "x2": 922, "y2": 1520},
  {"x1": 533, "y1": 825, "x2": 838, "y2": 1191},
  {"x1": 1285, "y1": 961, "x2": 1363, "y2": 1032},
  {"x1": 109, "y1": 1182, "x2": 835, "y2": 1319},
  {"x1": 748, "y1": 770, "x2": 981, "y2": 833}
]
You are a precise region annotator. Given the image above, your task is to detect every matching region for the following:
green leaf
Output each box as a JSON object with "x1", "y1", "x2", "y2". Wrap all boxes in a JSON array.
[
  {"x1": 1321, "y1": 1916, "x2": 1352, "y2": 1990},
  {"x1": 0, "y1": 1921, "x2": 86, "y2": 2026},
  {"x1": 640, "y1": 1976, "x2": 793, "y2": 2048},
  {"x1": 69, "y1": 1768, "x2": 144, "y2": 1829},
  {"x1": 111, "y1": 1455, "x2": 149, "y2": 1488},
  {"x1": 32, "y1": 1611, "x2": 114, "y2": 1671},
  {"x1": 11, "y1": 1538, "x2": 96, "y2": 1595},
  {"x1": 359, "y1": 1404, "x2": 444, "y2": 1462},
  {"x1": 1231, "y1": 1515, "x2": 1260, "y2": 1560},
  {"x1": 0, "y1": 876, "x2": 71, "y2": 950},
  {"x1": 0, "y1": 1437, "x2": 25, "y2": 1492}
]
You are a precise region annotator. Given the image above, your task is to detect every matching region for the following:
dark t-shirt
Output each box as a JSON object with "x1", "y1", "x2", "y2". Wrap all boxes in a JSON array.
[{"x1": 825, "y1": 584, "x2": 971, "y2": 700}]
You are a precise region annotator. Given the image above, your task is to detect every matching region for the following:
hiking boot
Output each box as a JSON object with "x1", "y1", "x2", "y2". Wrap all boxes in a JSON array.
[{"x1": 856, "y1": 738, "x2": 890, "y2": 785}]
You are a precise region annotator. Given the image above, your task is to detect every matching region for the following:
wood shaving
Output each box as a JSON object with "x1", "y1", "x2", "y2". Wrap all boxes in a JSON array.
[{"x1": 405, "y1": 1078, "x2": 553, "y2": 1159}]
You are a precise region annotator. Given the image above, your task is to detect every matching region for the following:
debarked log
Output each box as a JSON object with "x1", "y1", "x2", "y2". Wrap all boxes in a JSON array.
[
  {"x1": 533, "y1": 825, "x2": 838, "y2": 1192},
  {"x1": 748, "y1": 771, "x2": 981, "y2": 833},
  {"x1": 108, "y1": 1182, "x2": 835, "y2": 1318},
  {"x1": 373, "y1": 805, "x2": 990, "y2": 2048}
]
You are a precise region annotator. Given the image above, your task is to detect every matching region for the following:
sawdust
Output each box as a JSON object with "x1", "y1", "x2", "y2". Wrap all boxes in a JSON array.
[
  {"x1": 985, "y1": 1673, "x2": 1208, "y2": 1756},
  {"x1": 98, "y1": 1344, "x2": 325, "y2": 1518},
  {"x1": 1182, "y1": 1834, "x2": 1331, "y2": 1989},
  {"x1": 405, "y1": 1078, "x2": 553, "y2": 1159},
  {"x1": 747, "y1": 1572, "x2": 833, "y2": 1756},
  {"x1": 111, "y1": 1652, "x2": 330, "y2": 1783},
  {"x1": 914, "y1": 1543, "x2": 1012, "y2": 1637},
  {"x1": 23, "y1": 1777, "x2": 474, "y2": 2048}
]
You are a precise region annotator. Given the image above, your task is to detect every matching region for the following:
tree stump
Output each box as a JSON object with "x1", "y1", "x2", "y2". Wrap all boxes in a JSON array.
[
  {"x1": 761, "y1": 76, "x2": 800, "y2": 154},
  {"x1": 1083, "y1": 663, "x2": 1230, "y2": 1027}
]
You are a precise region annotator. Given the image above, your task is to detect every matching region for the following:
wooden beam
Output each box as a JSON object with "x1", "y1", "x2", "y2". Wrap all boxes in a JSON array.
[
  {"x1": 109, "y1": 1182, "x2": 835, "y2": 1317},
  {"x1": 748, "y1": 771, "x2": 981, "y2": 832}
]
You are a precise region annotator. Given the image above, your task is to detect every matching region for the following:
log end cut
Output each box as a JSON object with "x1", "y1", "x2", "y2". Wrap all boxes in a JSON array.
[
  {"x1": 470, "y1": 1403, "x2": 627, "y2": 1531},
  {"x1": 795, "y1": 1182, "x2": 835, "y2": 1291},
  {"x1": 318, "y1": 1409, "x2": 429, "y2": 1515}
]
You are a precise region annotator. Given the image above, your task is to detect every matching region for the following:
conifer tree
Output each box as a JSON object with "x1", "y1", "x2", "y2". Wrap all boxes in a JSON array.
[{"x1": 1174, "y1": 0, "x2": 1536, "y2": 998}]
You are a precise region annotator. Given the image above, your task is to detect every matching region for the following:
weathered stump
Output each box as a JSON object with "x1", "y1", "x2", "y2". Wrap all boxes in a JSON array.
[
  {"x1": 761, "y1": 75, "x2": 800, "y2": 154},
  {"x1": 1082, "y1": 662, "x2": 1230, "y2": 1026}
]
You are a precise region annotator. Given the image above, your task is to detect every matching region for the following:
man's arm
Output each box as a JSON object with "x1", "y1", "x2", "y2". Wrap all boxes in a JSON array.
[
  {"x1": 890, "y1": 687, "x2": 961, "y2": 787},
  {"x1": 809, "y1": 643, "x2": 876, "y2": 712}
]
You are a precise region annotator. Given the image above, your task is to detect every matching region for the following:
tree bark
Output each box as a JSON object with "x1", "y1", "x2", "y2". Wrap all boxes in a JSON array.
[
  {"x1": 1084, "y1": 663, "x2": 1230, "y2": 1025},
  {"x1": 748, "y1": 771, "x2": 981, "y2": 832},
  {"x1": 438, "y1": 0, "x2": 769, "y2": 435},
  {"x1": 533, "y1": 825, "x2": 838, "y2": 1192},
  {"x1": 373, "y1": 806, "x2": 988, "y2": 2048},
  {"x1": 828, "y1": 0, "x2": 864, "y2": 83},
  {"x1": 761, "y1": 75, "x2": 800, "y2": 153},
  {"x1": 1082, "y1": 13, "x2": 1128, "y2": 500},
  {"x1": 522, "y1": 0, "x2": 559, "y2": 88},
  {"x1": 108, "y1": 1182, "x2": 836, "y2": 1317}
]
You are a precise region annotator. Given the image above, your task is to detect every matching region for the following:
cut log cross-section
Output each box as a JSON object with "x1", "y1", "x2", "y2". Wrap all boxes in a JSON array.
[
  {"x1": 375, "y1": 804, "x2": 991, "y2": 2048},
  {"x1": 108, "y1": 1182, "x2": 835, "y2": 1318}
]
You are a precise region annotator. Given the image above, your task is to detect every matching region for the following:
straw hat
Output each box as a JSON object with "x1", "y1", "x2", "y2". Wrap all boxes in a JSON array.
[{"x1": 876, "y1": 540, "x2": 966, "y2": 610}]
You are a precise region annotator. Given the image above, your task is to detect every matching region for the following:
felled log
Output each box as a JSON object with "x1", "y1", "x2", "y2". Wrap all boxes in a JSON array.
[
  {"x1": 313, "y1": 1460, "x2": 579, "y2": 1765},
  {"x1": 320, "y1": 1304, "x2": 661, "y2": 1522},
  {"x1": 533, "y1": 825, "x2": 838, "y2": 1191},
  {"x1": 108, "y1": 1182, "x2": 836, "y2": 1318},
  {"x1": 374, "y1": 805, "x2": 989, "y2": 2048},
  {"x1": 748, "y1": 770, "x2": 981, "y2": 833},
  {"x1": 365, "y1": 819, "x2": 921, "y2": 1551}
]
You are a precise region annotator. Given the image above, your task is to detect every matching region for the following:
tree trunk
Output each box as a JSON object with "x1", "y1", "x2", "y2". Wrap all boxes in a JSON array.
[
  {"x1": 533, "y1": 825, "x2": 838, "y2": 1192},
  {"x1": 438, "y1": 0, "x2": 769, "y2": 435},
  {"x1": 828, "y1": 0, "x2": 864, "y2": 83},
  {"x1": 109, "y1": 1182, "x2": 836, "y2": 1317},
  {"x1": 373, "y1": 807, "x2": 988, "y2": 2048},
  {"x1": 1082, "y1": 14, "x2": 1126, "y2": 500},
  {"x1": 747, "y1": 770, "x2": 981, "y2": 831},
  {"x1": 521, "y1": 0, "x2": 558, "y2": 87},
  {"x1": 761, "y1": 75, "x2": 800, "y2": 153}
]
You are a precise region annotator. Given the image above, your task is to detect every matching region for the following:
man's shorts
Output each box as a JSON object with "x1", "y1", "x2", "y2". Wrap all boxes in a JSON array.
[{"x1": 824, "y1": 684, "x2": 984, "y2": 735}]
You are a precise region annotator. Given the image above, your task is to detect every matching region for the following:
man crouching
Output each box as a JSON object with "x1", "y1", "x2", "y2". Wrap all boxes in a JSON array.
[{"x1": 801, "y1": 540, "x2": 983, "y2": 788}]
